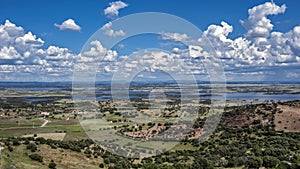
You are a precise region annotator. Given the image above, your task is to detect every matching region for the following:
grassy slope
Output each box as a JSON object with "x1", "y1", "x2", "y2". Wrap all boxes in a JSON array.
[{"x1": 0, "y1": 144, "x2": 103, "y2": 169}]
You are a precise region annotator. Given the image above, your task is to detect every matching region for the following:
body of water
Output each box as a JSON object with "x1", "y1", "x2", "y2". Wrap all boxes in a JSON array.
[{"x1": 0, "y1": 82, "x2": 299, "y2": 102}]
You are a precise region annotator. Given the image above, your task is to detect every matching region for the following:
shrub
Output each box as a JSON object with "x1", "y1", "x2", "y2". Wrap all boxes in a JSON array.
[
  {"x1": 70, "y1": 145, "x2": 81, "y2": 152},
  {"x1": 7, "y1": 146, "x2": 13, "y2": 152},
  {"x1": 192, "y1": 157, "x2": 214, "y2": 169},
  {"x1": 99, "y1": 163, "x2": 104, "y2": 168},
  {"x1": 48, "y1": 161, "x2": 57, "y2": 169},
  {"x1": 36, "y1": 137, "x2": 46, "y2": 144},
  {"x1": 252, "y1": 119, "x2": 261, "y2": 125},
  {"x1": 24, "y1": 139, "x2": 30, "y2": 145},
  {"x1": 263, "y1": 156, "x2": 280, "y2": 168},
  {"x1": 104, "y1": 158, "x2": 110, "y2": 164},
  {"x1": 84, "y1": 148, "x2": 92, "y2": 155},
  {"x1": 27, "y1": 143, "x2": 37, "y2": 152},
  {"x1": 246, "y1": 156, "x2": 262, "y2": 168},
  {"x1": 12, "y1": 139, "x2": 20, "y2": 146},
  {"x1": 29, "y1": 153, "x2": 43, "y2": 162}
]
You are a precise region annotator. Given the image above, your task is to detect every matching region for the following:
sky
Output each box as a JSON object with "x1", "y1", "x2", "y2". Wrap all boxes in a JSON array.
[{"x1": 0, "y1": 0, "x2": 299, "y2": 82}]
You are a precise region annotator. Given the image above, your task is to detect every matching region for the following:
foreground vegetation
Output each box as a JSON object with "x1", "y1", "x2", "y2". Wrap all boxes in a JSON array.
[{"x1": 0, "y1": 99, "x2": 299, "y2": 168}]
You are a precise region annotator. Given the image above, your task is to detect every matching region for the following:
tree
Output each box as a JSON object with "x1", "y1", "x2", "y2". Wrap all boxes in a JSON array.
[
  {"x1": 12, "y1": 139, "x2": 20, "y2": 146},
  {"x1": 27, "y1": 143, "x2": 37, "y2": 152},
  {"x1": 263, "y1": 156, "x2": 280, "y2": 168},
  {"x1": 252, "y1": 119, "x2": 261, "y2": 125},
  {"x1": 278, "y1": 161, "x2": 291, "y2": 169},
  {"x1": 7, "y1": 146, "x2": 13, "y2": 152},
  {"x1": 70, "y1": 145, "x2": 81, "y2": 152},
  {"x1": 24, "y1": 139, "x2": 30, "y2": 145},
  {"x1": 29, "y1": 153, "x2": 43, "y2": 162},
  {"x1": 99, "y1": 163, "x2": 104, "y2": 168},
  {"x1": 48, "y1": 160, "x2": 57, "y2": 169},
  {"x1": 174, "y1": 163, "x2": 191, "y2": 169},
  {"x1": 114, "y1": 160, "x2": 131, "y2": 169},
  {"x1": 104, "y1": 158, "x2": 110, "y2": 164},
  {"x1": 193, "y1": 157, "x2": 214, "y2": 169},
  {"x1": 36, "y1": 137, "x2": 46, "y2": 144},
  {"x1": 247, "y1": 156, "x2": 262, "y2": 168},
  {"x1": 84, "y1": 148, "x2": 92, "y2": 155}
]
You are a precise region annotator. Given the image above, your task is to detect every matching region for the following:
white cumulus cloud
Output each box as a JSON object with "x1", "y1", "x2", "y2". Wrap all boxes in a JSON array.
[
  {"x1": 0, "y1": 46, "x2": 21, "y2": 60},
  {"x1": 241, "y1": 2, "x2": 286, "y2": 39},
  {"x1": 0, "y1": 20, "x2": 79, "y2": 81},
  {"x1": 101, "y1": 22, "x2": 126, "y2": 37},
  {"x1": 54, "y1": 19, "x2": 81, "y2": 31},
  {"x1": 104, "y1": 1, "x2": 128, "y2": 19},
  {"x1": 162, "y1": 2, "x2": 299, "y2": 81}
]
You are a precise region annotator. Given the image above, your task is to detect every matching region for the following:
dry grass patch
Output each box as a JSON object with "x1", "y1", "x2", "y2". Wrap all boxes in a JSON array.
[
  {"x1": 275, "y1": 105, "x2": 300, "y2": 132},
  {"x1": 23, "y1": 133, "x2": 66, "y2": 141},
  {"x1": 38, "y1": 144, "x2": 101, "y2": 169}
]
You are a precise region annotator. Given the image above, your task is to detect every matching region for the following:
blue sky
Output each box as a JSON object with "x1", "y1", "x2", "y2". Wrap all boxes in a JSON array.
[
  {"x1": 1, "y1": 0, "x2": 299, "y2": 53},
  {"x1": 0, "y1": 0, "x2": 300, "y2": 82}
]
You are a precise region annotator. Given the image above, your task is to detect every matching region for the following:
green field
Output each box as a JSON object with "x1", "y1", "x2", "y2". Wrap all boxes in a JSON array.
[
  {"x1": 0, "y1": 118, "x2": 88, "y2": 141},
  {"x1": 0, "y1": 118, "x2": 43, "y2": 128}
]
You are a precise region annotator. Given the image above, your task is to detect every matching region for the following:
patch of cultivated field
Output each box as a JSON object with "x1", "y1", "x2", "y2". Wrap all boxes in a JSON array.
[
  {"x1": 0, "y1": 118, "x2": 43, "y2": 128},
  {"x1": 22, "y1": 133, "x2": 66, "y2": 140},
  {"x1": 0, "y1": 118, "x2": 88, "y2": 140},
  {"x1": 275, "y1": 105, "x2": 300, "y2": 132}
]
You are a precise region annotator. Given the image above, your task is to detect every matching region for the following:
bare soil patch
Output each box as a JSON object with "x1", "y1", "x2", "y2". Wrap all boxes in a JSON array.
[{"x1": 275, "y1": 105, "x2": 300, "y2": 132}]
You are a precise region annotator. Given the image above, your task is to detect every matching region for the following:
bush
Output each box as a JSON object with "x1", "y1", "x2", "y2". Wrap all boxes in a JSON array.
[
  {"x1": 48, "y1": 161, "x2": 57, "y2": 169},
  {"x1": 278, "y1": 161, "x2": 291, "y2": 169},
  {"x1": 246, "y1": 156, "x2": 262, "y2": 168},
  {"x1": 99, "y1": 163, "x2": 104, "y2": 168},
  {"x1": 84, "y1": 148, "x2": 92, "y2": 155},
  {"x1": 104, "y1": 158, "x2": 110, "y2": 164},
  {"x1": 29, "y1": 153, "x2": 43, "y2": 162},
  {"x1": 70, "y1": 145, "x2": 81, "y2": 152},
  {"x1": 36, "y1": 137, "x2": 46, "y2": 144},
  {"x1": 27, "y1": 143, "x2": 37, "y2": 152},
  {"x1": 252, "y1": 119, "x2": 261, "y2": 125},
  {"x1": 193, "y1": 157, "x2": 214, "y2": 169},
  {"x1": 263, "y1": 156, "x2": 280, "y2": 168},
  {"x1": 12, "y1": 139, "x2": 20, "y2": 146},
  {"x1": 7, "y1": 146, "x2": 13, "y2": 152},
  {"x1": 24, "y1": 139, "x2": 30, "y2": 145}
]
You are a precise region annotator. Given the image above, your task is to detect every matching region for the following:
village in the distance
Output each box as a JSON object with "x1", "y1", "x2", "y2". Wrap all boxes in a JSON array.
[{"x1": 0, "y1": 82, "x2": 299, "y2": 168}]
